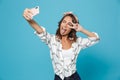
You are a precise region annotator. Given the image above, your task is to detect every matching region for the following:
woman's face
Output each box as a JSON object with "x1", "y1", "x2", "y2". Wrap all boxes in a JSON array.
[{"x1": 60, "y1": 16, "x2": 73, "y2": 36}]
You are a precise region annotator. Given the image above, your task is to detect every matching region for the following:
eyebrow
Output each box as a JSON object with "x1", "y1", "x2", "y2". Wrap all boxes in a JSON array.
[
  {"x1": 63, "y1": 19, "x2": 66, "y2": 21},
  {"x1": 63, "y1": 19, "x2": 72, "y2": 23}
]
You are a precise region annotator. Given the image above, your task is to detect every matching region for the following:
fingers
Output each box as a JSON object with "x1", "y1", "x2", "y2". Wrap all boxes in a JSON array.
[
  {"x1": 69, "y1": 23, "x2": 78, "y2": 29},
  {"x1": 23, "y1": 8, "x2": 33, "y2": 21},
  {"x1": 26, "y1": 8, "x2": 34, "y2": 15},
  {"x1": 23, "y1": 13, "x2": 32, "y2": 21},
  {"x1": 68, "y1": 23, "x2": 80, "y2": 32}
]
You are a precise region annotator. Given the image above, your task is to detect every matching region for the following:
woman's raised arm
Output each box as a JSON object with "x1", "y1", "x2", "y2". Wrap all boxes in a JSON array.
[{"x1": 23, "y1": 8, "x2": 44, "y2": 34}]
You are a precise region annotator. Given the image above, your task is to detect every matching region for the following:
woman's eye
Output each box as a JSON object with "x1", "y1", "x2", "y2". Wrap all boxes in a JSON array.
[
  {"x1": 62, "y1": 20, "x2": 66, "y2": 23},
  {"x1": 68, "y1": 23, "x2": 73, "y2": 27}
]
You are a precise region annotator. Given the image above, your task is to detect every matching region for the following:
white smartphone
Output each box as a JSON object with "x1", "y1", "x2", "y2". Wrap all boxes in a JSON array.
[{"x1": 31, "y1": 6, "x2": 40, "y2": 16}]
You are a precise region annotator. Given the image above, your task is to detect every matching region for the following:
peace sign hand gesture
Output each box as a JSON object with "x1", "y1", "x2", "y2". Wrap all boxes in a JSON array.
[{"x1": 69, "y1": 23, "x2": 83, "y2": 32}]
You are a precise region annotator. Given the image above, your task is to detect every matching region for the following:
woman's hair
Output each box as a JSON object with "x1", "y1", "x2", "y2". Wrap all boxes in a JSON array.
[{"x1": 56, "y1": 13, "x2": 79, "y2": 42}]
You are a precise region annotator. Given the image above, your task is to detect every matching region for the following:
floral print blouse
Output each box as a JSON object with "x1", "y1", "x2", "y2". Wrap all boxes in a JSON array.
[{"x1": 34, "y1": 27, "x2": 100, "y2": 80}]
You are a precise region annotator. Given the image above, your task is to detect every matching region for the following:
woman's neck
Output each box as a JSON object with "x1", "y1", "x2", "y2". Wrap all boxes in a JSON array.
[
  {"x1": 61, "y1": 35, "x2": 69, "y2": 42},
  {"x1": 61, "y1": 36, "x2": 73, "y2": 50}
]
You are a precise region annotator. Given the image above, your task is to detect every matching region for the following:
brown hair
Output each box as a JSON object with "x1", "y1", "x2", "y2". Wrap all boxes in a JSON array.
[{"x1": 56, "y1": 13, "x2": 79, "y2": 42}]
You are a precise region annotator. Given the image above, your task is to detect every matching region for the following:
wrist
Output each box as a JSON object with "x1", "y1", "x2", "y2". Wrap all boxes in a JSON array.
[{"x1": 77, "y1": 26, "x2": 84, "y2": 32}]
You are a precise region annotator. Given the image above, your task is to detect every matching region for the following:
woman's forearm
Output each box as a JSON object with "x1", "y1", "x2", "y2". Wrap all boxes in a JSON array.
[
  {"x1": 72, "y1": 24, "x2": 98, "y2": 38},
  {"x1": 27, "y1": 20, "x2": 43, "y2": 34},
  {"x1": 80, "y1": 27, "x2": 98, "y2": 38},
  {"x1": 23, "y1": 8, "x2": 43, "y2": 34}
]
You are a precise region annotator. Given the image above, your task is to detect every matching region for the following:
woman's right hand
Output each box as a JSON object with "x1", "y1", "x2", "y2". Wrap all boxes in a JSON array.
[{"x1": 23, "y1": 8, "x2": 34, "y2": 21}]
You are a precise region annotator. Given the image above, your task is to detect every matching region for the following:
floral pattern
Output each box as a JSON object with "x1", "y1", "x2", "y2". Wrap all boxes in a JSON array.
[{"x1": 34, "y1": 27, "x2": 99, "y2": 80}]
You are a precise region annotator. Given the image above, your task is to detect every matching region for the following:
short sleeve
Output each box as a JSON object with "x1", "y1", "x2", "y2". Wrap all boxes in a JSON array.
[
  {"x1": 77, "y1": 32, "x2": 100, "y2": 49},
  {"x1": 34, "y1": 27, "x2": 52, "y2": 45}
]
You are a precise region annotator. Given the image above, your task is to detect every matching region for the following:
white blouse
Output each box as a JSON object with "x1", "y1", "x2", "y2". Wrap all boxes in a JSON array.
[{"x1": 34, "y1": 27, "x2": 100, "y2": 80}]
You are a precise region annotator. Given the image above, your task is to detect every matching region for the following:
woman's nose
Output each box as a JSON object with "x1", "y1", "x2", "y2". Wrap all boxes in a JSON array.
[{"x1": 65, "y1": 23, "x2": 68, "y2": 28}]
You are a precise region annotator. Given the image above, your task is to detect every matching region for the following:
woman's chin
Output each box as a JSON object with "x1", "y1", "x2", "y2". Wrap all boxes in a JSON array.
[
  {"x1": 60, "y1": 33, "x2": 64, "y2": 36},
  {"x1": 61, "y1": 33, "x2": 68, "y2": 36},
  {"x1": 61, "y1": 33, "x2": 64, "y2": 36},
  {"x1": 60, "y1": 31, "x2": 69, "y2": 36}
]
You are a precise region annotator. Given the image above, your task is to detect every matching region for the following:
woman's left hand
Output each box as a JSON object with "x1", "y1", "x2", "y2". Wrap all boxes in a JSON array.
[{"x1": 69, "y1": 23, "x2": 83, "y2": 32}]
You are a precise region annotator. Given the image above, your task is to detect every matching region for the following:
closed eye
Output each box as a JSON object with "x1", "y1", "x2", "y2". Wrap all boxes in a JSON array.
[{"x1": 68, "y1": 22, "x2": 73, "y2": 27}]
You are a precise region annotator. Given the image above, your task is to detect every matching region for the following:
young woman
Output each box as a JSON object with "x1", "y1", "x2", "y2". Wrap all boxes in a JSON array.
[{"x1": 23, "y1": 8, "x2": 100, "y2": 80}]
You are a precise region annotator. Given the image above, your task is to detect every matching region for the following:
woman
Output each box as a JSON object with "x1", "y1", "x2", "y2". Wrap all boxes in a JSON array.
[{"x1": 23, "y1": 8, "x2": 100, "y2": 80}]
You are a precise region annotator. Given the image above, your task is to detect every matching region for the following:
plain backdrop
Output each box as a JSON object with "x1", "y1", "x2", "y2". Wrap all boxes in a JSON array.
[{"x1": 0, "y1": 0, "x2": 120, "y2": 80}]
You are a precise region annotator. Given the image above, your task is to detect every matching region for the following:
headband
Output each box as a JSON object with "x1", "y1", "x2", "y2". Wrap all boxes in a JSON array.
[{"x1": 63, "y1": 11, "x2": 78, "y2": 23}]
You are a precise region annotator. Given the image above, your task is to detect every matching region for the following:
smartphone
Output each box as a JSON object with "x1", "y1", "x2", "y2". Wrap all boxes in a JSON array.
[{"x1": 31, "y1": 6, "x2": 39, "y2": 16}]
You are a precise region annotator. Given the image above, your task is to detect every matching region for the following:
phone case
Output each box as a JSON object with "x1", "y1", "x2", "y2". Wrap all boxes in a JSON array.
[{"x1": 31, "y1": 6, "x2": 39, "y2": 16}]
